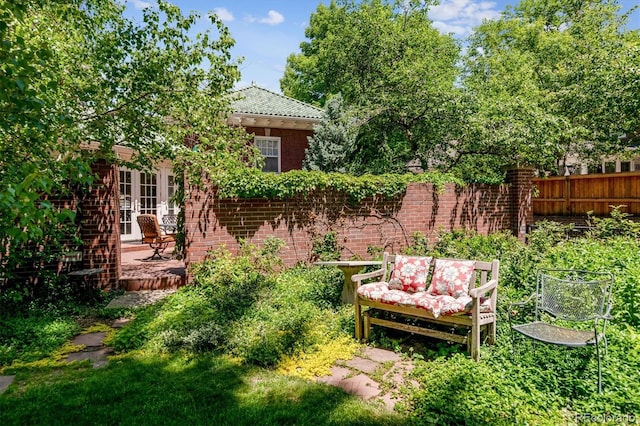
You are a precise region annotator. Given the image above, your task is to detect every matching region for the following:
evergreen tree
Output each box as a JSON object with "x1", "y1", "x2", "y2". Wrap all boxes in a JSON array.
[{"x1": 303, "y1": 94, "x2": 357, "y2": 173}]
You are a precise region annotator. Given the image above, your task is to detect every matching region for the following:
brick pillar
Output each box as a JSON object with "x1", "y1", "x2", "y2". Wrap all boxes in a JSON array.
[
  {"x1": 81, "y1": 159, "x2": 121, "y2": 289},
  {"x1": 506, "y1": 168, "x2": 534, "y2": 242}
]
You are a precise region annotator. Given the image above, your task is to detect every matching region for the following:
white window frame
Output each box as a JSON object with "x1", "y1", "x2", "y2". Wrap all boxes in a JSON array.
[{"x1": 255, "y1": 136, "x2": 281, "y2": 173}]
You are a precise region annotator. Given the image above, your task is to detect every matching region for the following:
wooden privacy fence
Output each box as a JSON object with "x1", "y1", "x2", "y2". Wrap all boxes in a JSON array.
[{"x1": 533, "y1": 172, "x2": 640, "y2": 217}]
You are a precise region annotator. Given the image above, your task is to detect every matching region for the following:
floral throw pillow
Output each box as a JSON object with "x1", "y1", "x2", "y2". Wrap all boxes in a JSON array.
[
  {"x1": 388, "y1": 255, "x2": 432, "y2": 293},
  {"x1": 428, "y1": 259, "x2": 476, "y2": 297}
]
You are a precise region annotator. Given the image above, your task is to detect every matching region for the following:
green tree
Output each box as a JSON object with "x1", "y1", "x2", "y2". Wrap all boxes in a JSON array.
[
  {"x1": 0, "y1": 0, "x2": 250, "y2": 298},
  {"x1": 282, "y1": 0, "x2": 461, "y2": 174},
  {"x1": 280, "y1": 1, "x2": 345, "y2": 107},
  {"x1": 1, "y1": 0, "x2": 244, "y2": 241},
  {"x1": 464, "y1": 0, "x2": 640, "y2": 175},
  {"x1": 303, "y1": 94, "x2": 358, "y2": 173}
]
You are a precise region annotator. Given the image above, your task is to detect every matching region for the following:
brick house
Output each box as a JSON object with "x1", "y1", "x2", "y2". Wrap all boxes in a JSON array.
[
  {"x1": 228, "y1": 84, "x2": 324, "y2": 173},
  {"x1": 118, "y1": 84, "x2": 323, "y2": 243},
  {"x1": 560, "y1": 132, "x2": 640, "y2": 175}
]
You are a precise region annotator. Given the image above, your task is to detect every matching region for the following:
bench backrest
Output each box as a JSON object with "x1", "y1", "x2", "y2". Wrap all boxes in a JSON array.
[{"x1": 380, "y1": 253, "x2": 499, "y2": 307}]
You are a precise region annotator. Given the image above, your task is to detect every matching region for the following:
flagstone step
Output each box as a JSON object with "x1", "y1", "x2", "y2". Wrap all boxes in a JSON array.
[{"x1": 0, "y1": 375, "x2": 15, "y2": 394}]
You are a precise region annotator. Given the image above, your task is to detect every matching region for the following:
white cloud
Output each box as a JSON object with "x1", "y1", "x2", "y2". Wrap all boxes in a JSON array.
[
  {"x1": 432, "y1": 21, "x2": 468, "y2": 36},
  {"x1": 429, "y1": 0, "x2": 501, "y2": 36},
  {"x1": 246, "y1": 10, "x2": 285, "y2": 26},
  {"x1": 129, "y1": 0, "x2": 151, "y2": 10},
  {"x1": 213, "y1": 7, "x2": 234, "y2": 22}
]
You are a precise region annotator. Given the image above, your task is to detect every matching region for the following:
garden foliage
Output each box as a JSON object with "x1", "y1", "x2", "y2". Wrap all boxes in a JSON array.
[
  {"x1": 2, "y1": 215, "x2": 639, "y2": 423},
  {"x1": 303, "y1": 94, "x2": 358, "y2": 174},
  {"x1": 110, "y1": 239, "x2": 353, "y2": 373},
  {"x1": 396, "y1": 222, "x2": 640, "y2": 424},
  {"x1": 211, "y1": 168, "x2": 462, "y2": 202}
]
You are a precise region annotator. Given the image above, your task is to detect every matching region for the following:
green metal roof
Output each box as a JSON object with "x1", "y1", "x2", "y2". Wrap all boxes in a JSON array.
[{"x1": 231, "y1": 84, "x2": 323, "y2": 120}]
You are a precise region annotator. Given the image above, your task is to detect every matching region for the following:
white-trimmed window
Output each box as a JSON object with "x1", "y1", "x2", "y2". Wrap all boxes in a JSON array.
[{"x1": 255, "y1": 136, "x2": 281, "y2": 173}]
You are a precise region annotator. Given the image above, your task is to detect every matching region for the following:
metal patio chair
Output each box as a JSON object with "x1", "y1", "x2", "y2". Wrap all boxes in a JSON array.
[
  {"x1": 161, "y1": 214, "x2": 178, "y2": 234},
  {"x1": 136, "y1": 214, "x2": 176, "y2": 261},
  {"x1": 508, "y1": 268, "x2": 614, "y2": 393}
]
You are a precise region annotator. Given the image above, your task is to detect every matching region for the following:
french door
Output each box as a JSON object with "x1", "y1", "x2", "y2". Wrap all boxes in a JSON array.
[{"x1": 119, "y1": 168, "x2": 177, "y2": 242}]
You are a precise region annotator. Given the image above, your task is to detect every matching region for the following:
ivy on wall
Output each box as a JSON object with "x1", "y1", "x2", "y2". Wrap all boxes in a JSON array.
[{"x1": 210, "y1": 169, "x2": 464, "y2": 202}]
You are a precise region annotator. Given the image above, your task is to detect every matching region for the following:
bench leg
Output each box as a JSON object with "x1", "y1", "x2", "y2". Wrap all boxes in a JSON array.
[
  {"x1": 488, "y1": 321, "x2": 496, "y2": 345},
  {"x1": 471, "y1": 325, "x2": 481, "y2": 361},
  {"x1": 363, "y1": 312, "x2": 370, "y2": 342},
  {"x1": 354, "y1": 301, "x2": 362, "y2": 341}
]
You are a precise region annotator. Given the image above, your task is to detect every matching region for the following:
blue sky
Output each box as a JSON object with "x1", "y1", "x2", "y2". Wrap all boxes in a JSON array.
[{"x1": 125, "y1": 0, "x2": 640, "y2": 94}]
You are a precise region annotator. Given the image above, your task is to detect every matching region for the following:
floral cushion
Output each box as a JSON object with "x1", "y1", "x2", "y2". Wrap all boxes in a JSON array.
[
  {"x1": 428, "y1": 259, "x2": 476, "y2": 297},
  {"x1": 357, "y1": 284, "x2": 493, "y2": 318},
  {"x1": 438, "y1": 295, "x2": 493, "y2": 316},
  {"x1": 388, "y1": 255, "x2": 432, "y2": 293},
  {"x1": 357, "y1": 282, "x2": 442, "y2": 317}
]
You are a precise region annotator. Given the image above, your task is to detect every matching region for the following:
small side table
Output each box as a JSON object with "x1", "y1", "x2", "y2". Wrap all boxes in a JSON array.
[
  {"x1": 67, "y1": 268, "x2": 104, "y2": 299},
  {"x1": 315, "y1": 260, "x2": 382, "y2": 304}
]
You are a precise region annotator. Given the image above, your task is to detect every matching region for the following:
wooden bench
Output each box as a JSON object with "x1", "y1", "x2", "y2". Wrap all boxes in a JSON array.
[{"x1": 352, "y1": 253, "x2": 499, "y2": 360}]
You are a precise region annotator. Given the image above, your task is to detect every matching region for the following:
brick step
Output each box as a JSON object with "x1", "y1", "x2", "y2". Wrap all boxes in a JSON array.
[
  {"x1": 120, "y1": 255, "x2": 185, "y2": 291},
  {"x1": 120, "y1": 274, "x2": 185, "y2": 291}
]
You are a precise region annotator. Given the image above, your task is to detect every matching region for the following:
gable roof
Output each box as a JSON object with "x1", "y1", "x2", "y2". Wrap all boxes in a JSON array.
[{"x1": 228, "y1": 84, "x2": 323, "y2": 130}]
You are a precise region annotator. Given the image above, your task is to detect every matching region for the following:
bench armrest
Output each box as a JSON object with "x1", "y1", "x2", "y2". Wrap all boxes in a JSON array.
[
  {"x1": 468, "y1": 279, "x2": 498, "y2": 298},
  {"x1": 351, "y1": 268, "x2": 385, "y2": 286}
]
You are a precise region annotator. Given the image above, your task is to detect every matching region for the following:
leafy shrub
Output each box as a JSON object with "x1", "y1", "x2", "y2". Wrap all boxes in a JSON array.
[
  {"x1": 112, "y1": 242, "x2": 355, "y2": 373},
  {"x1": 229, "y1": 301, "x2": 318, "y2": 367},
  {"x1": 285, "y1": 265, "x2": 343, "y2": 310},
  {"x1": 310, "y1": 231, "x2": 342, "y2": 261},
  {"x1": 526, "y1": 220, "x2": 572, "y2": 252},
  {"x1": 401, "y1": 231, "x2": 430, "y2": 256},
  {"x1": 159, "y1": 323, "x2": 225, "y2": 353},
  {"x1": 111, "y1": 242, "x2": 276, "y2": 354},
  {"x1": 407, "y1": 354, "x2": 567, "y2": 425},
  {"x1": 227, "y1": 266, "x2": 349, "y2": 366},
  {"x1": 397, "y1": 225, "x2": 640, "y2": 423},
  {"x1": 586, "y1": 205, "x2": 640, "y2": 239},
  {"x1": 426, "y1": 228, "x2": 516, "y2": 261}
]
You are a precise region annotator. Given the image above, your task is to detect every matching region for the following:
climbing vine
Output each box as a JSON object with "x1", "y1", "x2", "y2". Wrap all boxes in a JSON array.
[{"x1": 210, "y1": 169, "x2": 463, "y2": 202}]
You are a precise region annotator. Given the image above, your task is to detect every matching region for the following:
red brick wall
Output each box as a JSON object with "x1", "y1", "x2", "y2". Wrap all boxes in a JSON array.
[
  {"x1": 245, "y1": 127, "x2": 312, "y2": 171},
  {"x1": 184, "y1": 173, "x2": 531, "y2": 272},
  {"x1": 506, "y1": 168, "x2": 534, "y2": 241},
  {"x1": 81, "y1": 160, "x2": 121, "y2": 289}
]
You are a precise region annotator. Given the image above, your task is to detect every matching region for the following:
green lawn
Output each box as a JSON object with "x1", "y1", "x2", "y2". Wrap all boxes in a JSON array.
[{"x1": 0, "y1": 351, "x2": 403, "y2": 425}]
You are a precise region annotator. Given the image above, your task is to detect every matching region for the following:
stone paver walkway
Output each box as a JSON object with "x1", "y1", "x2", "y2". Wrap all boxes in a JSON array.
[
  {"x1": 317, "y1": 346, "x2": 417, "y2": 410},
  {"x1": 66, "y1": 330, "x2": 115, "y2": 368},
  {"x1": 106, "y1": 289, "x2": 176, "y2": 309},
  {"x1": 0, "y1": 375, "x2": 15, "y2": 394}
]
